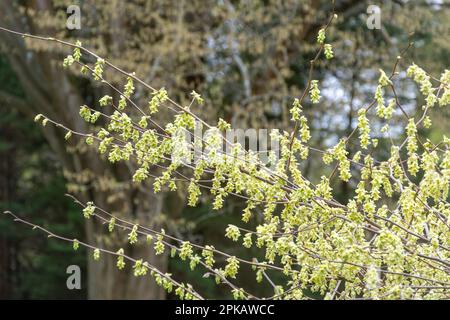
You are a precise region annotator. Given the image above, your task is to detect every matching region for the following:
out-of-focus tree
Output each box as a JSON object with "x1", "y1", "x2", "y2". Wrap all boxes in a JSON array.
[
  {"x1": 0, "y1": 0, "x2": 366, "y2": 298},
  {"x1": 0, "y1": 56, "x2": 86, "y2": 299},
  {"x1": 0, "y1": 0, "x2": 448, "y2": 299}
]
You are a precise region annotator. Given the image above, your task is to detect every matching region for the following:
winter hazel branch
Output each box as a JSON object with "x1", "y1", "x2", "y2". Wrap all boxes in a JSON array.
[{"x1": 0, "y1": 3, "x2": 449, "y2": 301}]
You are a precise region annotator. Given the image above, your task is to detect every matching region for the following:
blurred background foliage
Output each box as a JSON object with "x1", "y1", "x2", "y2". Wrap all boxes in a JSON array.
[
  {"x1": 0, "y1": 0, "x2": 448, "y2": 299},
  {"x1": 0, "y1": 56, "x2": 86, "y2": 298}
]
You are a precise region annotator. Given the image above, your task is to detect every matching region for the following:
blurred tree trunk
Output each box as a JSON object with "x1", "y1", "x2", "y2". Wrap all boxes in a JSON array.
[
  {"x1": 0, "y1": 49, "x2": 168, "y2": 299},
  {"x1": 0, "y1": 0, "x2": 366, "y2": 299},
  {"x1": 0, "y1": 58, "x2": 167, "y2": 300},
  {"x1": 0, "y1": 2, "x2": 167, "y2": 300}
]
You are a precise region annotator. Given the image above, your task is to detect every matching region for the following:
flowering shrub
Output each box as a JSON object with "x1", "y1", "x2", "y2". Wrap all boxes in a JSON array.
[{"x1": 2, "y1": 9, "x2": 449, "y2": 300}]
